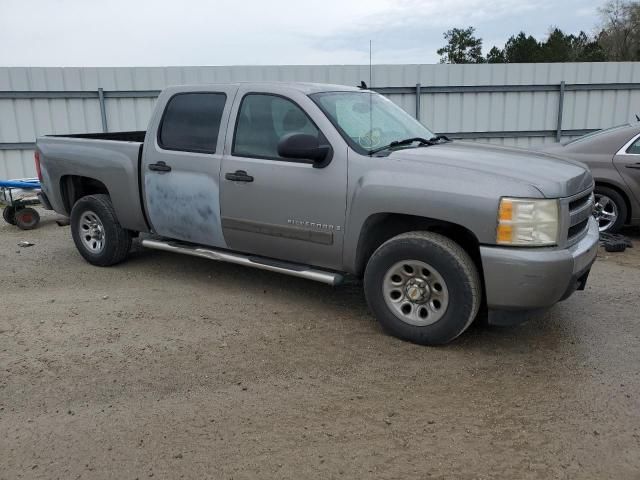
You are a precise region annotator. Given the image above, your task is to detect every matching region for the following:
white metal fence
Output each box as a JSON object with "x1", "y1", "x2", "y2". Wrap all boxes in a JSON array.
[{"x1": 1, "y1": 62, "x2": 640, "y2": 178}]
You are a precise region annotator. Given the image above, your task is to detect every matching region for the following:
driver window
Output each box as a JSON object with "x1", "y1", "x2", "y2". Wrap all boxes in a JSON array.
[{"x1": 233, "y1": 94, "x2": 320, "y2": 160}]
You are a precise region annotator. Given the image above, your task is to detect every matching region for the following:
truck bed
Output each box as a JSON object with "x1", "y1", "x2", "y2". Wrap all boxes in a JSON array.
[{"x1": 36, "y1": 133, "x2": 149, "y2": 233}]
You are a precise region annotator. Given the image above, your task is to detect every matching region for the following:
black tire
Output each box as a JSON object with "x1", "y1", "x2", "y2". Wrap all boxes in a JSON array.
[
  {"x1": 3, "y1": 205, "x2": 16, "y2": 225},
  {"x1": 15, "y1": 207, "x2": 40, "y2": 230},
  {"x1": 70, "y1": 194, "x2": 132, "y2": 266},
  {"x1": 364, "y1": 231, "x2": 481, "y2": 346},
  {"x1": 594, "y1": 185, "x2": 627, "y2": 233}
]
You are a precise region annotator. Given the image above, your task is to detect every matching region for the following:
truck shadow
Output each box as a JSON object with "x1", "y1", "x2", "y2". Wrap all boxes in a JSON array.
[{"x1": 125, "y1": 242, "x2": 580, "y2": 355}]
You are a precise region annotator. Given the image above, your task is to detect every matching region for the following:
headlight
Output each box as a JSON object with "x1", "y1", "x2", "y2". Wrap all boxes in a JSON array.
[{"x1": 496, "y1": 198, "x2": 559, "y2": 246}]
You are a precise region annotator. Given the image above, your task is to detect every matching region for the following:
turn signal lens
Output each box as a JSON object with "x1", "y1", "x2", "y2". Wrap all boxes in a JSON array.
[
  {"x1": 496, "y1": 224, "x2": 513, "y2": 243},
  {"x1": 498, "y1": 199, "x2": 513, "y2": 222}
]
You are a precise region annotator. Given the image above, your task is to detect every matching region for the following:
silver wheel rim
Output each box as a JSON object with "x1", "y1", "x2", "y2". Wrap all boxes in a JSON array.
[
  {"x1": 79, "y1": 211, "x2": 105, "y2": 254},
  {"x1": 382, "y1": 260, "x2": 450, "y2": 327},
  {"x1": 593, "y1": 194, "x2": 619, "y2": 232}
]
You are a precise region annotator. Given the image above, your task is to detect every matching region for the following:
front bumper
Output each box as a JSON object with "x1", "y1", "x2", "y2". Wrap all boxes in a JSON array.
[{"x1": 480, "y1": 217, "x2": 599, "y2": 326}]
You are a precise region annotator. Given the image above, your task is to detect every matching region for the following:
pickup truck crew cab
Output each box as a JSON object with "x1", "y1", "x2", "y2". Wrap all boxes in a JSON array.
[{"x1": 36, "y1": 82, "x2": 599, "y2": 345}]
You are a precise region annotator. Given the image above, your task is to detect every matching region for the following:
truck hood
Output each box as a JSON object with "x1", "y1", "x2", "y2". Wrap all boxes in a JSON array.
[{"x1": 386, "y1": 141, "x2": 593, "y2": 198}]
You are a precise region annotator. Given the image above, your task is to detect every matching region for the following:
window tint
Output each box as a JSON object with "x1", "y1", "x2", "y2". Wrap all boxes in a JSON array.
[
  {"x1": 159, "y1": 93, "x2": 226, "y2": 153},
  {"x1": 627, "y1": 136, "x2": 640, "y2": 154},
  {"x1": 233, "y1": 94, "x2": 319, "y2": 160}
]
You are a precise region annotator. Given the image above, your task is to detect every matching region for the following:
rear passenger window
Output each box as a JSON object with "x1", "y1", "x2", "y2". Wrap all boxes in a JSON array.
[
  {"x1": 159, "y1": 93, "x2": 226, "y2": 153},
  {"x1": 627, "y1": 136, "x2": 640, "y2": 154},
  {"x1": 233, "y1": 94, "x2": 320, "y2": 160}
]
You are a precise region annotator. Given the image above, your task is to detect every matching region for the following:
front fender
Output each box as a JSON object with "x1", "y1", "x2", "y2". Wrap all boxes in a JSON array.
[{"x1": 342, "y1": 166, "x2": 541, "y2": 273}]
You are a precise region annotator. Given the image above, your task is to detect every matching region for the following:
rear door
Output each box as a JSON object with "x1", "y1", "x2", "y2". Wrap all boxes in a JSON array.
[
  {"x1": 219, "y1": 86, "x2": 348, "y2": 270},
  {"x1": 142, "y1": 86, "x2": 237, "y2": 247},
  {"x1": 613, "y1": 133, "x2": 640, "y2": 205}
]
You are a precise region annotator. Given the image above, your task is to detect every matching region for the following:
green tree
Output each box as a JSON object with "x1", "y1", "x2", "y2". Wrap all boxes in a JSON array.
[
  {"x1": 503, "y1": 32, "x2": 542, "y2": 62},
  {"x1": 486, "y1": 46, "x2": 506, "y2": 63},
  {"x1": 540, "y1": 28, "x2": 573, "y2": 61},
  {"x1": 570, "y1": 31, "x2": 607, "y2": 61},
  {"x1": 539, "y1": 28, "x2": 606, "y2": 62},
  {"x1": 437, "y1": 27, "x2": 486, "y2": 64}
]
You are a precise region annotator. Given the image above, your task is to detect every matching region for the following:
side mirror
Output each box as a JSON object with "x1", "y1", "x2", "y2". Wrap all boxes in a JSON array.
[{"x1": 277, "y1": 133, "x2": 332, "y2": 168}]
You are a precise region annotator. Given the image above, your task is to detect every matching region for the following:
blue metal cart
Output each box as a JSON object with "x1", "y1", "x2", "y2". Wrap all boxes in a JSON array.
[{"x1": 0, "y1": 178, "x2": 42, "y2": 230}]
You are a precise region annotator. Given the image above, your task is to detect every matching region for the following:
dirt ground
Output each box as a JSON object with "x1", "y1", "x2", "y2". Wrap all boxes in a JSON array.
[{"x1": 1, "y1": 211, "x2": 639, "y2": 480}]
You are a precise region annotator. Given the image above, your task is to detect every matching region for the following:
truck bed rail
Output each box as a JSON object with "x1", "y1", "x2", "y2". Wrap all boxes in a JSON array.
[{"x1": 48, "y1": 131, "x2": 146, "y2": 142}]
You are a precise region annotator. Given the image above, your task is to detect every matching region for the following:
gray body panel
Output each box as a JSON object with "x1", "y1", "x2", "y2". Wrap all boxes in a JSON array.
[
  {"x1": 141, "y1": 85, "x2": 239, "y2": 247},
  {"x1": 416, "y1": 142, "x2": 593, "y2": 198},
  {"x1": 341, "y1": 141, "x2": 592, "y2": 273},
  {"x1": 542, "y1": 123, "x2": 640, "y2": 224},
  {"x1": 613, "y1": 134, "x2": 640, "y2": 215},
  {"x1": 481, "y1": 217, "x2": 598, "y2": 310},
  {"x1": 36, "y1": 81, "x2": 599, "y2": 323},
  {"x1": 219, "y1": 84, "x2": 349, "y2": 270},
  {"x1": 36, "y1": 137, "x2": 148, "y2": 232}
]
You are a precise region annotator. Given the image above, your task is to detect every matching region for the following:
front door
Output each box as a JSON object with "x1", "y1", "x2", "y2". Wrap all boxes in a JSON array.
[
  {"x1": 219, "y1": 90, "x2": 348, "y2": 270},
  {"x1": 614, "y1": 133, "x2": 640, "y2": 206},
  {"x1": 142, "y1": 88, "x2": 236, "y2": 247}
]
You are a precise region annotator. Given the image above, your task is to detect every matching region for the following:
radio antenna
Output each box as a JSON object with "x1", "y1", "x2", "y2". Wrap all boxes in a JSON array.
[
  {"x1": 369, "y1": 40, "x2": 373, "y2": 156},
  {"x1": 369, "y1": 40, "x2": 372, "y2": 88}
]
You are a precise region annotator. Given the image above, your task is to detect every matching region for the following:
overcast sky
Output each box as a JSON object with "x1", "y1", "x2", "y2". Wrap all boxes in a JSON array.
[{"x1": 1, "y1": 0, "x2": 604, "y2": 66}]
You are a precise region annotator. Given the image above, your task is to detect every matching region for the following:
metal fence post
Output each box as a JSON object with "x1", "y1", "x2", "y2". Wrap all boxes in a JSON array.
[
  {"x1": 98, "y1": 88, "x2": 108, "y2": 133},
  {"x1": 556, "y1": 81, "x2": 565, "y2": 142},
  {"x1": 415, "y1": 83, "x2": 421, "y2": 121}
]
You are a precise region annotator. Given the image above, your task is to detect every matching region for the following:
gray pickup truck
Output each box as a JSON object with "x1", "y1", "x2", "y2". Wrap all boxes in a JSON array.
[{"x1": 36, "y1": 82, "x2": 599, "y2": 345}]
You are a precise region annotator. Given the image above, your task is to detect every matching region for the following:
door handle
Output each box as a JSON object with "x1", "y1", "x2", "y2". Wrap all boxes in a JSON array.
[
  {"x1": 225, "y1": 170, "x2": 254, "y2": 182},
  {"x1": 625, "y1": 163, "x2": 640, "y2": 170},
  {"x1": 148, "y1": 161, "x2": 172, "y2": 172}
]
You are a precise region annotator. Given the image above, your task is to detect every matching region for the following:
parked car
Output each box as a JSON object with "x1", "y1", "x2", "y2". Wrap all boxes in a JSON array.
[
  {"x1": 35, "y1": 82, "x2": 598, "y2": 345},
  {"x1": 542, "y1": 123, "x2": 640, "y2": 233}
]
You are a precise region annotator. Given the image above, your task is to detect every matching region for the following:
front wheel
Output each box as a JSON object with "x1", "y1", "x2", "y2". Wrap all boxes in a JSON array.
[
  {"x1": 70, "y1": 194, "x2": 132, "y2": 266},
  {"x1": 364, "y1": 232, "x2": 481, "y2": 345}
]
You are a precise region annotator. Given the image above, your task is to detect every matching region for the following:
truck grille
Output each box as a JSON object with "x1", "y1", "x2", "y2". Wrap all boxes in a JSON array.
[
  {"x1": 566, "y1": 191, "x2": 593, "y2": 243},
  {"x1": 568, "y1": 218, "x2": 589, "y2": 239}
]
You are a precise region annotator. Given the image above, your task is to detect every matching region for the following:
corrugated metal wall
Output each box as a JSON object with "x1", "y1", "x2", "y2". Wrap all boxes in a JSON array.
[{"x1": 1, "y1": 62, "x2": 640, "y2": 178}]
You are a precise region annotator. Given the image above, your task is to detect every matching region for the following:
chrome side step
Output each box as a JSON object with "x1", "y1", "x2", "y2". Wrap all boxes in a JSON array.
[{"x1": 141, "y1": 239, "x2": 343, "y2": 286}]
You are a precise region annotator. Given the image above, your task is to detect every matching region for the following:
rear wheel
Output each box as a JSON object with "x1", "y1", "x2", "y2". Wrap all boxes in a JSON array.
[
  {"x1": 594, "y1": 186, "x2": 627, "y2": 233},
  {"x1": 70, "y1": 194, "x2": 132, "y2": 266},
  {"x1": 3, "y1": 206, "x2": 16, "y2": 225},
  {"x1": 364, "y1": 231, "x2": 481, "y2": 345},
  {"x1": 15, "y1": 207, "x2": 40, "y2": 230}
]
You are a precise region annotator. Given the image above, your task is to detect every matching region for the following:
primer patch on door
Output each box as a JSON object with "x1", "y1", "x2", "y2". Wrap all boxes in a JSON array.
[{"x1": 145, "y1": 172, "x2": 227, "y2": 248}]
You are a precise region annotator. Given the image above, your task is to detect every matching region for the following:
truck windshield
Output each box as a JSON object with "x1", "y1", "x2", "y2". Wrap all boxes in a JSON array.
[{"x1": 310, "y1": 91, "x2": 435, "y2": 155}]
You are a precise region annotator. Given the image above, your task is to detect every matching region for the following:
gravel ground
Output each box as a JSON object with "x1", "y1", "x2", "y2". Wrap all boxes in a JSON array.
[{"x1": 1, "y1": 211, "x2": 639, "y2": 480}]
